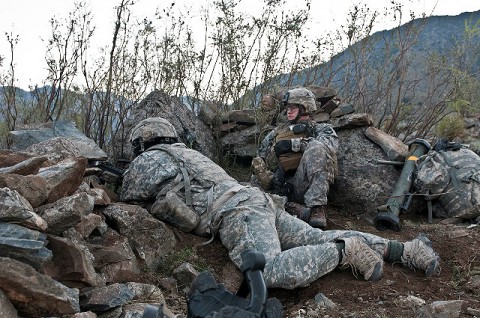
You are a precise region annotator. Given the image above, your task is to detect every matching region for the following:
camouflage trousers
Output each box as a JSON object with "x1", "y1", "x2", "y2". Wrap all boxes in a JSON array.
[
  {"x1": 218, "y1": 187, "x2": 389, "y2": 289},
  {"x1": 291, "y1": 139, "x2": 337, "y2": 207}
]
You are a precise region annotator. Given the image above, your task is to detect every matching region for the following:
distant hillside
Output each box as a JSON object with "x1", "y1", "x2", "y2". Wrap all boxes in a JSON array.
[{"x1": 281, "y1": 10, "x2": 480, "y2": 117}]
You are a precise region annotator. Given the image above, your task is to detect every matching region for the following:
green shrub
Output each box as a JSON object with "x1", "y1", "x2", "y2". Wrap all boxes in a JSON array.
[{"x1": 435, "y1": 114, "x2": 464, "y2": 140}]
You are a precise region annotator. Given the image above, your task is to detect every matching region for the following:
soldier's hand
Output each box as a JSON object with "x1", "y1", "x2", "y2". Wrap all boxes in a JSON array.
[{"x1": 274, "y1": 140, "x2": 292, "y2": 156}]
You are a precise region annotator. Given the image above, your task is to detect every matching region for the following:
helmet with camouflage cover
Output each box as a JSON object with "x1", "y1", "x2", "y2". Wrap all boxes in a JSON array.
[
  {"x1": 282, "y1": 87, "x2": 317, "y2": 114},
  {"x1": 130, "y1": 117, "x2": 178, "y2": 154}
]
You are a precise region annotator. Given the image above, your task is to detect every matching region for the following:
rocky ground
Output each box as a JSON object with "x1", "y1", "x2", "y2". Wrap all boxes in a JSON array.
[{"x1": 155, "y1": 209, "x2": 480, "y2": 318}]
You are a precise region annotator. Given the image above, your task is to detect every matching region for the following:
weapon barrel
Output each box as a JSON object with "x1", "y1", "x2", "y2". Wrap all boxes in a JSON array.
[
  {"x1": 374, "y1": 139, "x2": 431, "y2": 231},
  {"x1": 375, "y1": 159, "x2": 404, "y2": 166}
]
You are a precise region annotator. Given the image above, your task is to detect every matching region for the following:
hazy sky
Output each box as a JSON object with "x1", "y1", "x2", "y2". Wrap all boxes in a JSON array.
[{"x1": 1, "y1": 0, "x2": 479, "y2": 89}]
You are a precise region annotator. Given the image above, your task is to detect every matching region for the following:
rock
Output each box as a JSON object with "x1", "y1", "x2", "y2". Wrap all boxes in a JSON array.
[
  {"x1": 101, "y1": 203, "x2": 176, "y2": 270},
  {"x1": 173, "y1": 262, "x2": 199, "y2": 288},
  {"x1": 0, "y1": 187, "x2": 48, "y2": 231},
  {"x1": 415, "y1": 300, "x2": 464, "y2": 318},
  {"x1": 35, "y1": 192, "x2": 95, "y2": 235},
  {"x1": 25, "y1": 137, "x2": 108, "y2": 163},
  {"x1": 314, "y1": 293, "x2": 337, "y2": 309},
  {"x1": 0, "y1": 149, "x2": 33, "y2": 167},
  {"x1": 37, "y1": 157, "x2": 87, "y2": 203},
  {"x1": 0, "y1": 257, "x2": 80, "y2": 317},
  {"x1": 330, "y1": 104, "x2": 355, "y2": 118},
  {"x1": 396, "y1": 295, "x2": 426, "y2": 308},
  {"x1": 9, "y1": 120, "x2": 106, "y2": 159},
  {"x1": 74, "y1": 213, "x2": 108, "y2": 238},
  {"x1": 330, "y1": 113, "x2": 373, "y2": 130},
  {"x1": 71, "y1": 312, "x2": 97, "y2": 318},
  {"x1": 0, "y1": 153, "x2": 49, "y2": 175},
  {"x1": 41, "y1": 234, "x2": 105, "y2": 288},
  {"x1": 0, "y1": 222, "x2": 52, "y2": 269},
  {"x1": 221, "y1": 125, "x2": 261, "y2": 149},
  {"x1": 125, "y1": 282, "x2": 167, "y2": 304},
  {"x1": 319, "y1": 97, "x2": 340, "y2": 114},
  {"x1": 466, "y1": 275, "x2": 480, "y2": 294},
  {"x1": 329, "y1": 127, "x2": 401, "y2": 216},
  {"x1": 0, "y1": 289, "x2": 18, "y2": 318},
  {"x1": 79, "y1": 283, "x2": 134, "y2": 313},
  {"x1": 364, "y1": 126, "x2": 408, "y2": 161},
  {"x1": 0, "y1": 173, "x2": 48, "y2": 208},
  {"x1": 198, "y1": 100, "x2": 222, "y2": 128},
  {"x1": 312, "y1": 112, "x2": 330, "y2": 123},
  {"x1": 221, "y1": 109, "x2": 257, "y2": 125},
  {"x1": 306, "y1": 85, "x2": 337, "y2": 106},
  {"x1": 86, "y1": 228, "x2": 142, "y2": 284}
]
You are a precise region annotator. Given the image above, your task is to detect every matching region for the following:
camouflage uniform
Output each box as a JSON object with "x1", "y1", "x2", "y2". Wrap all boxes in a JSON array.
[
  {"x1": 121, "y1": 143, "x2": 390, "y2": 289},
  {"x1": 257, "y1": 121, "x2": 338, "y2": 207},
  {"x1": 415, "y1": 147, "x2": 480, "y2": 219}
]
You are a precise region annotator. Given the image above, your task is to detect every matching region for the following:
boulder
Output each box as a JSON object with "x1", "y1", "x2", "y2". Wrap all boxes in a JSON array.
[
  {"x1": 25, "y1": 137, "x2": 108, "y2": 163},
  {"x1": 37, "y1": 157, "x2": 87, "y2": 203},
  {"x1": 85, "y1": 228, "x2": 142, "y2": 284},
  {"x1": 101, "y1": 203, "x2": 176, "y2": 270},
  {"x1": 0, "y1": 188, "x2": 48, "y2": 231},
  {"x1": 79, "y1": 283, "x2": 134, "y2": 313},
  {"x1": 41, "y1": 234, "x2": 105, "y2": 288},
  {"x1": 329, "y1": 127, "x2": 400, "y2": 217},
  {"x1": 0, "y1": 289, "x2": 18, "y2": 318},
  {"x1": 0, "y1": 174, "x2": 48, "y2": 208},
  {"x1": 0, "y1": 257, "x2": 80, "y2": 317},
  {"x1": 9, "y1": 120, "x2": 106, "y2": 158},
  {"x1": 35, "y1": 192, "x2": 95, "y2": 235},
  {"x1": 0, "y1": 154, "x2": 49, "y2": 175},
  {"x1": 0, "y1": 222, "x2": 52, "y2": 269}
]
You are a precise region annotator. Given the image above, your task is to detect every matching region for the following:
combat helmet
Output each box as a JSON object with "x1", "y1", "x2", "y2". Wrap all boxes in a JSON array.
[
  {"x1": 282, "y1": 87, "x2": 317, "y2": 114},
  {"x1": 130, "y1": 117, "x2": 178, "y2": 154}
]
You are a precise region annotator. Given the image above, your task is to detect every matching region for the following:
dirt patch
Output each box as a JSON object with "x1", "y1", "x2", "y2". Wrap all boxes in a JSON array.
[{"x1": 155, "y1": 211, "x2": 480, "y2": 317}]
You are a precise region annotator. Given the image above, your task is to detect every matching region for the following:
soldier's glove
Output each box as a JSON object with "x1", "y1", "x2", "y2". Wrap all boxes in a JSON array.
[
  {"x1": 291, "y1": 124, "x2": 306, "y2": 134},
  {"x1": 274, "y1": 140, "x2": 292, "y2": 156}
]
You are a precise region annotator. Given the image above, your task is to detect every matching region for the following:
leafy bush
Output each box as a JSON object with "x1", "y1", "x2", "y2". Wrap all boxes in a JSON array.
[{"x1": 435, "y1": 114, "x2": 464, "y2": 140}]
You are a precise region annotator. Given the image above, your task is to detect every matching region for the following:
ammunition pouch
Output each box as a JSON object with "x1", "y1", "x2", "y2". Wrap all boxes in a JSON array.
[
  {"x1": 278, "y1": 152, "x2": 303, "y2": 172},
  {"x1": 274, "y1": 125, "x2": 308, "y2": 172}
]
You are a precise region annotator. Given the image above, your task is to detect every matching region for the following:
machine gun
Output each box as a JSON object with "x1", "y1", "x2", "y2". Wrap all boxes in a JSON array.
[
  {"x1": 373, "y1": 138, "x2": 431, "y2": 231},
  {"x1": 88, "y1": 160, "x2": 126, "y2": 192},
  {"x1": 142, "y1": 249, "x2": 282, "y2": 318}
]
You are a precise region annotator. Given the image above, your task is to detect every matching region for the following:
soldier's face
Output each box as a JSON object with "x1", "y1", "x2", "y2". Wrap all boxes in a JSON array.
[{"x1": 286, "y1": 105, "x2": 300, "y2": 121}]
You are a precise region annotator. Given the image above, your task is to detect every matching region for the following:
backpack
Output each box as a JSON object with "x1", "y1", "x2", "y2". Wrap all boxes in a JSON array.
[{"x1": 414, "y1": 147, "x2": 480, "y2": 219}]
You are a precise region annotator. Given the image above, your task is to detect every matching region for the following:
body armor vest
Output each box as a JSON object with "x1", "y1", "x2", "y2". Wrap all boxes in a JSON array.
[{"x1": 274, "y1": 125, "x2": 308, "y2": 172}]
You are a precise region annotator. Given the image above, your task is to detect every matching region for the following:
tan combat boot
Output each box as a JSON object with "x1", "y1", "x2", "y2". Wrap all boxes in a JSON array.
[
  {"x1": 340, "y1": 237, "x2": 384, "y2": 281},
  {"x1": 402, "y1": 234, "x2": 440, "y2": 277},
  {"x1": 309, "y1": 206, "x2": 327, "y2": 229}
]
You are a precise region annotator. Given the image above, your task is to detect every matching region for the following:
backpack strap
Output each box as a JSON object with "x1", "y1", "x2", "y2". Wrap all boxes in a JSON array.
[{"x1": 147, "y1": 144, "x2": 193, "y2": 207}]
